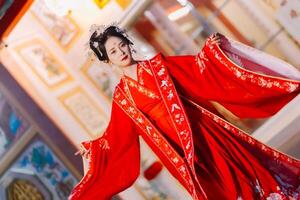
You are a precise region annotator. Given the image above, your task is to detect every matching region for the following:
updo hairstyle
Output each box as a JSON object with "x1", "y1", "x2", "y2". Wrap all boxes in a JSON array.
[{"x1": 89, "y1": 26, "x2": 133, "y2": 63}]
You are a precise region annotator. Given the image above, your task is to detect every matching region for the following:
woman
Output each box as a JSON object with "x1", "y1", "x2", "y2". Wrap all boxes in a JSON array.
[{"x1": 69, "y1": 25, "x2": 300, "y2": 200}]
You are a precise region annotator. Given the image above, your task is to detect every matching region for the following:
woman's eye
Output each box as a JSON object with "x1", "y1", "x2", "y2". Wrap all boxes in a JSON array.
[
  {"x1": 111, "y1": 50, "x2": 116, "y2": 54},
  {"x1": 121, "y1": 43, "x2": 126, "y2": 47}
]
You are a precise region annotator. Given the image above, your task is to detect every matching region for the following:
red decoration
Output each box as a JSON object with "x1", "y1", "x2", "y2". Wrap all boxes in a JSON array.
[{"x1": 143, "y1": 161, "x2": 163, "y2": 181}]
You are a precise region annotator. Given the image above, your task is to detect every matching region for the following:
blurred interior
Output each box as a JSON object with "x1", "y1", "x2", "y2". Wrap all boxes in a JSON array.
[{"x1": 0, "y1": 0, "x2": 299, "y2": 199}]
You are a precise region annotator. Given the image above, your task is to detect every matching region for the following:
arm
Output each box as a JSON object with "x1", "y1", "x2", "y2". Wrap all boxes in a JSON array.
[
  {"x1": 82, "y1": 155, "x2": 89, "y2": 175},
  {"x1": 165, "y1": 33, "x2": 300, "y2": 119},
  {"x1": 69, "y1": 101, "x2": 141, "y2": 200}
]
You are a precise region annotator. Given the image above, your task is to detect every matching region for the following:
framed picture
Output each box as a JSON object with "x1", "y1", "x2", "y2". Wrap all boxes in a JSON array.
[
  {"x1": 0, "y1": 134, "x2": 78, "y2": 200},
  {"x1": 94, "y1": 0, "x2": 111, "y2": 9},
  {"x1": 115, "y1": 0, "x2": 132, "y2": 10},
  {"x1": 0, "y1": 87, "x2": 30, "y2": 160},
  {"x1": 81, "y1": 60, "x2": 119, "y2": 101},
  {"x1": 58, "y1": 87, "x2": 108, "y2": 138},
  {"x1": 276, "y1": 0, "x2": 300, "y2": 44},
  {"x1": 13, "y1": 38, "x2": 73, "y2": 90},
  {"x1": 30, "y1": 0, "x2": 81, "y2": 51}
]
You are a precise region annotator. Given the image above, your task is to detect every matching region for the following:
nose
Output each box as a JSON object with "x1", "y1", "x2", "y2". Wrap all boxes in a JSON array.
[{"x1": 118, "y1": 47, "x2": 125, "y2": 55}]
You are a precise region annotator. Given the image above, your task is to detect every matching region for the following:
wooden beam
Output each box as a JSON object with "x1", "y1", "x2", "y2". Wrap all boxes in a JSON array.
[{"x1": 0, "y1": 0, "x2": 34, "y2": 39}]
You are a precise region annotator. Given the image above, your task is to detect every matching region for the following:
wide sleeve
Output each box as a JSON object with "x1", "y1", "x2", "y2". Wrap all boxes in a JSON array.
[
  {"x1": 165, "y1": 33, "x2": 300, "y2": 119},
  {"x1": 69, "y1": 101, "x2": 140, "y2": 200}
]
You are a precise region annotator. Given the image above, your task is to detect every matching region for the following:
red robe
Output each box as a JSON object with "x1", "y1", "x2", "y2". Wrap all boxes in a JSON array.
[{"x1": 69, "y1": 33, "x2": 300, "y2": 200}]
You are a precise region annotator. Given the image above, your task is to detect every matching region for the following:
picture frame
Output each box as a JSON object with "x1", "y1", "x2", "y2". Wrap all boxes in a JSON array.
[
  {"x1": 13, "y1": 37, "x2": 73, "y2": 90},
  {"x1": 276, "y1": 0, "x2": 300, "y2": 44},
  {"x1": 94, "y1": 0, "x2": 111, "y2": 9},
  {"x1": 0, "y1": 84, "x2": 30, "y2": 162},
  {"x1": 80, "y1": 59, "x2": 119, "y2": 102},
  {"x1": 0, "y1": 133, "x2": 79, "y2": 200},
  {"x1": 58, "y1": 87, "x2": 108, "y2": 138},
  {"x1": 30, "y1": 0, "x2": 81, "y2": 52},
  {"x1": 115, "y1": 0, "x2": 132, "y2": 10}
]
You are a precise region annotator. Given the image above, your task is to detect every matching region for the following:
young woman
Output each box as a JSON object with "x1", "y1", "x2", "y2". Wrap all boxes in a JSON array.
[{"x1": 69, "y1": 26, "x2": 300, "y2": 200}]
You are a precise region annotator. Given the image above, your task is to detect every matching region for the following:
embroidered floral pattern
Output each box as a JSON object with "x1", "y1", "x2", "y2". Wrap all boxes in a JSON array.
[
  {"x1": 266, "y1": 193, "x2": 284, "y2": 200},
  {"x1": 113, "y1": 86, "x2": 200, "y2": 199},
  {"x1": 182, "y1": 96, "x2": 300, "y2": 200},
  {"x1": 195, "y1": 50, "x2": 207, "y2": 74},
  {"x1": 148, "y1": 56, "x2": 206, "y2": 199},
  {"x1": 69, "y1": 139, "x2": 104, "y2": 199},
  {"x1": 98, "y1": 138, "x2": 110, "y2": 149},
  {"x1": 203, "y1": 35, "x2": 299, "y2": 93},
  {"x1": 138, "y1": 61, "x2": 153, "y2": 85},
  {"x1": 181, "y1": 96, "x2": 299, "y2": 166},
  {"x1": 274, "y1": 176, "x2": 300, "y2": 199},
  {"x1": 122, "y1": 76, "x2": 160, "y2": 100}
]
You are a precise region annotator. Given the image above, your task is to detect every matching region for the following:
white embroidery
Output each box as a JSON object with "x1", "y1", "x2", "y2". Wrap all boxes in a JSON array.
[
  {"x1": 171, "y1": 103, "x2": 181, "y2": 112},
  {"x1": 123, "y1": 77, "x2": 159, "y2": 100},
  {"x1": 254, "y1": 179, "x2": 264, "y2": 197},
  {"x1": 128, "y1": 106, "x2": 135, "y2": 113},
  {"x1": 99, "y1": 138, "x2": 110, "y2": 150},
  {"x1": 146, "y1": 126, "x2": 152, "y2": 133},
  {"x1": 137, "y1": 117, "x2": 144, "y2": 123},
  {"x1": 266, "y1": 193, "x2": 283, "y2": 200},
  {"x1": 186, "y1": 141, "x2": 191, "y2": 150},
  {"x1": 158, "y1": 68, "x2": 165, "y2": 76},
  {"x1": 175, "y1": 114, "x2": 184, "y2": 124},
  {"x1": 167, "y1": 90, "x2": 174, "y2": 100},
  {"x1": 172, "y1": 157, "x2": 179, "y2": 164},
  {"x1": 287, "y1": 82, "x2": 298, "y2": 92},
  {"x1": 179, "y1": 166, "x2": 187, "y2": 174},
  {"x1": 206, "y1": 37, "x2": 299, "y2": 93},
  {"x1": 121, "y1": 99, "x2": 127, "y2": 105},
  {"x1": 196, "y1": 50, "x2": 208, "y2": 74},
  {"x1": 161, "y1": 80, "x2": 168, "y2": 87}
]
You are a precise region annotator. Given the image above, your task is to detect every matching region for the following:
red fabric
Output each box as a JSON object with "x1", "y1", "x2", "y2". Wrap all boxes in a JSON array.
[
  {"x1": 69, "y1": 101, "x2": 141, "y2": 200},
  {"x1": 69, "y1": 34, "x2": 300, "y2": 200},
  {"x1": 165, "y1": 50, "x2": 299, "y2": 118}
]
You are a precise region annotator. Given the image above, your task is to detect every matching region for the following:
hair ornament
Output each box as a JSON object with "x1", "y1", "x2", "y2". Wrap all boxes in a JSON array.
[
  {"x1": 86, "y1": 22, "x2": 134, "y2": 62},
  {"x1": 93, "y1": 41, "x2": 99, "y2": 48}
]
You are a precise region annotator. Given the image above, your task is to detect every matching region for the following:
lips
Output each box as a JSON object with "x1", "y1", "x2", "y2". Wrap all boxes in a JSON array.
[{"x1": 121, "y1": 55, "x2": 128, "y2": 61}]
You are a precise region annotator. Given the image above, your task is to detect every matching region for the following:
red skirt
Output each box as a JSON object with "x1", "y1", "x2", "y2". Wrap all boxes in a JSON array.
[{"x1": 183, "y1": 99, "x2": 300, "y2": 200}]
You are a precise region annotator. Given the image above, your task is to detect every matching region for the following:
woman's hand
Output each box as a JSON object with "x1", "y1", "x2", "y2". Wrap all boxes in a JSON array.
[
  {"x1": 210, "y1": 33, "x2": 221, "y2": 45},
  {"x1": 74, "y1": 144, "x2": 91, "y2": 160},
  {"x1": 75, "y1": 145, "x2": 91, "y2": 175},
  {"x1": 74, "y1": 138, "x2": 109, "y2": 158}
]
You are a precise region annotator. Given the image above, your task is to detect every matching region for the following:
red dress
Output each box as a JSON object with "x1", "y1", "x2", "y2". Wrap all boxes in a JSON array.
[{"x1": 69, "y1": 34, "x2": 300, "y2": 200}]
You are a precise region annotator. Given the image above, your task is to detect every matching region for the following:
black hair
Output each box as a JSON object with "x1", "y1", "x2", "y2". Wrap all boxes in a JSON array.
[{"x1": 89, "y1": 26, "x2": 133, "y2": 63}]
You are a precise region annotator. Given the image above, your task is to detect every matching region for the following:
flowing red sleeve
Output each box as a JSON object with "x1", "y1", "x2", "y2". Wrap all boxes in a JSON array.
[
  {"x1": 69, "y1": 101, "x2": 140, "y2": 200},
  {"x1": 164, "y1": 34, "x2": 300, "y2": 119}
]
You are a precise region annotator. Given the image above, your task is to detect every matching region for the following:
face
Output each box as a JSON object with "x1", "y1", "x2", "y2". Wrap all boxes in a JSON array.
[{"x1": 104, "y1": 36, "x2": 133, "y2": 67}]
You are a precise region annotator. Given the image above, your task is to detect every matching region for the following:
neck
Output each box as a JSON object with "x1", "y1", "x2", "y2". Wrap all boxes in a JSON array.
[
  {"x1": 124, "y1": 59, "x2": 138, "y2": 68},
  {"x1": 122, "y1": 60, "x2": 139, "y2": 81}
]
